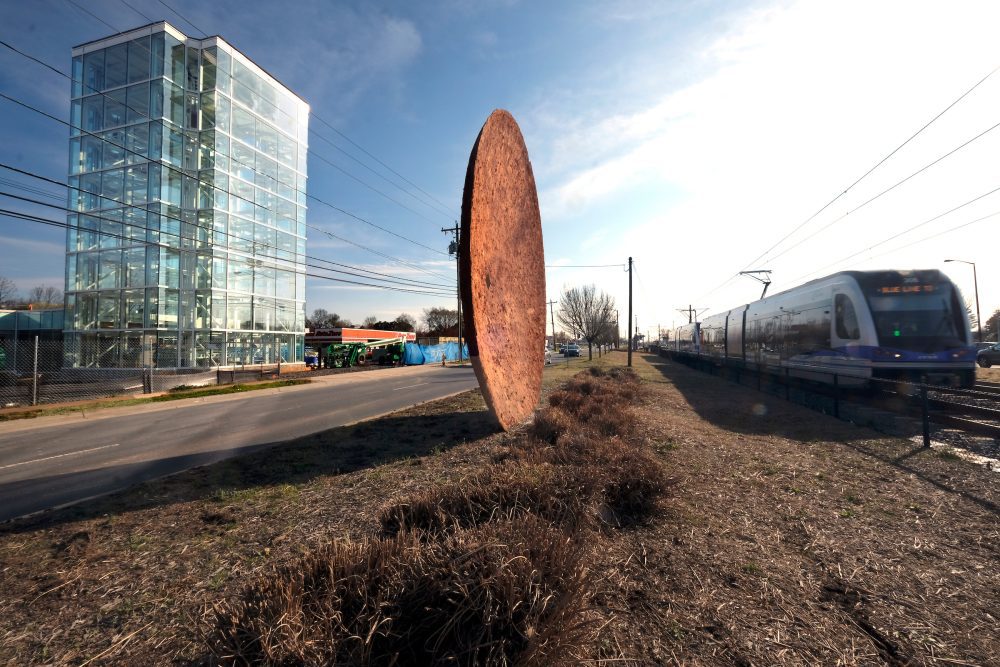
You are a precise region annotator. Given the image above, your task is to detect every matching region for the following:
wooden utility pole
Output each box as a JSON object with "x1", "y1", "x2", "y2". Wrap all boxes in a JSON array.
[
  {"x1": 442, "y1": 223, "x2": 462, "y2": 363},
  {"x1": 627, "y1": 257, "x2": 633, "y2": 367},
  {"x1": 547, "y1": 299, "x2": 557, "y2": 348}
]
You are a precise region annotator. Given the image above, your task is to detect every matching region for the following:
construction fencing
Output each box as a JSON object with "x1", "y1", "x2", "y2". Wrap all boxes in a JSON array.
[
  {"x1": 404, "y1": 341, "x2": 470, "y2": 365},
  {"x1": 0, "y1": 338, "x2": 284, "y2": 408}
]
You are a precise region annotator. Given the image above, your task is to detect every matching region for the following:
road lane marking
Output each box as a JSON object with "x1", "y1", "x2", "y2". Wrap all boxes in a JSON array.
[
  {"x1": 393, "y1": 382, "x2": 428, "y2": 391},
  {"x1": 0, "y1": 443, "x2": 121, "y2": 471}
]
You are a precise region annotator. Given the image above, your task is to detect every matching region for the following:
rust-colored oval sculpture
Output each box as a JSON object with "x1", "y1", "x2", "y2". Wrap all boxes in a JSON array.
[{"x1": 460, "y1": 109, "x2": 546, "y2": 430}]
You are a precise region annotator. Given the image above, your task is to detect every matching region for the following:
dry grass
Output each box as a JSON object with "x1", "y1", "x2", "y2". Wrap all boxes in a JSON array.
[
  {"x1": 209, "y1": 517, "x2": 590, "y2": 666},
  {"x1": 209, "y1": 365, "x2": 663, "y2": 665},
  {"x1": 1, "y1": 350, "x2": 996, "y2": 665}
]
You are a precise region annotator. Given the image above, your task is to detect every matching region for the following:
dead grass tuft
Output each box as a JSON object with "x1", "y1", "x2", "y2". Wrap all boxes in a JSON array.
[
  {"x1": 210, "y1": 367, "x2": 665, "y2": 665},
  {"x1": 378, "y1": 462, "x2": 601, "y2": 535},
  {"x1": 208, "y1": 517, "x2": 590, "y2": 666}
]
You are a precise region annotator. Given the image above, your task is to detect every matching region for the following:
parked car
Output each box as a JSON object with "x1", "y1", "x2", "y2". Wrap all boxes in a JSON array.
[
  {"x1": 544, "y1": 346, "x2": 552, "y2": 364},
  {"x1": 977, "y1": 342, "x2": 1000, "y2": 368},
  {"x1": 563, "y1": 343, "x2": 581, "y2": 357}
]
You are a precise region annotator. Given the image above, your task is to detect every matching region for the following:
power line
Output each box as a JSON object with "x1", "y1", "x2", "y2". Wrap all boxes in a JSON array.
[
  {"x1": 0, "y1": 39, "x2": 451, "y2": 258},
  {"x1": 0, "y1": 182, "x2": 455, "y2": 294},
  {"x1": 0, "y1": 206, "x2": 456, "y2": 298},
  {"x1": 0, "y1": 89, "x2": 454, "y2": 283},
  {"x1": 155, "y1": 0, "x2": 205, "y2": 38},
  {"x1": 60, "y1": 3, "x2": 456, "y2": 223},
  {"x1": 152, "y1": 0, "x2": 456, "y2": 216},
  {"x1": 118, "y1": 0, "x2": 154, "y2": 23},
  {"x1": 0, "y1": 161, "x2": 449, "y2": 289},
  {"x1": 545, "y1": 263, "x2": 626, "y2": 268}
]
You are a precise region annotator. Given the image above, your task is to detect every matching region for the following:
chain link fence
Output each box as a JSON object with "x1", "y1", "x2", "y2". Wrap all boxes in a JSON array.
[{"x1": 0, "y1": 337, "x2": 286, "y2": 408}]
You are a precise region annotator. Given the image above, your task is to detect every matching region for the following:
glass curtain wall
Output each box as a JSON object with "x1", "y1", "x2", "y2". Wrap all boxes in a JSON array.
[{"x1": 65, "y1": 23, "x2": 308, "y2": 368}]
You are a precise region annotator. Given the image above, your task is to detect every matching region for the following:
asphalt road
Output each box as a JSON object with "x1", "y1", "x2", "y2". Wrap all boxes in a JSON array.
[{"x1": 0, "y1": 364, "x2": 478, "y2": 522}]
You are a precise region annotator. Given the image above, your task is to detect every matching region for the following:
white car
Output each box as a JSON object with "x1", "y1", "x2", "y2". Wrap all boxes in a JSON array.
[{"x1": 544, "y1": 346, "x2": 552, "y2": 364}]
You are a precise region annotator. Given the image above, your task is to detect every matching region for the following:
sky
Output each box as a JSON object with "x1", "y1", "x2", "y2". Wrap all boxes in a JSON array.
[{"x1": 1, "y1": 0, "x2": 998, "y2": 340}]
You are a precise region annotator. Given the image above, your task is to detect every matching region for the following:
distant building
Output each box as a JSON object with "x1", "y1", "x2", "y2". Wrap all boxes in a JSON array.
[
  {"x1": 64, "y1": 22, "x2": 309, "y2": 368},
  {"x1": 306, "y1": 328, "x2": 417, "y2": 348},
  {"x1": 0, "y1": 309, "x2": 65, "y2": 373}
]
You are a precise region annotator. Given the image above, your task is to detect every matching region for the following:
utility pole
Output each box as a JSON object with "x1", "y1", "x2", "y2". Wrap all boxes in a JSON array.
[
  {"x1": 627, "y1": 257, "x2": 633, "y2": 367},
  {"x1": 615, "y1": 309, "x2": 619, "y2": 349},
  {"x1": 547, "y1": 299, "x2": 558, "y2": 348},
  {"x1": 442, "y1": 223, "x2": 462, "y2": 363}
]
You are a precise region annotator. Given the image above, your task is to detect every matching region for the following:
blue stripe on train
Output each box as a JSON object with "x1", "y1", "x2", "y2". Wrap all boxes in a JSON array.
[{"x1": 817, "y1": 345, "x2": 975, "y2": 362}]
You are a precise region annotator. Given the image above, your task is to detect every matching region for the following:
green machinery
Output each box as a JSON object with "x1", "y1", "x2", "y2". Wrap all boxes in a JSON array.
[{"x1": 321, "y1": 337, "x2": 406, "y2": 369}]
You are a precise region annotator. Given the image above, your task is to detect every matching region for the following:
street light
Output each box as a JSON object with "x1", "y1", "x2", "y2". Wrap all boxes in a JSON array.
[{"x1": 945, "y1": 259, "x2": 981, "y2": 342}]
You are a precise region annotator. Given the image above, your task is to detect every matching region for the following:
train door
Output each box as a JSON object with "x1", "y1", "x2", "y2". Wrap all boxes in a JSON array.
[{"x1": 831, "y1": 292, "x2": 867, "y2": 381}]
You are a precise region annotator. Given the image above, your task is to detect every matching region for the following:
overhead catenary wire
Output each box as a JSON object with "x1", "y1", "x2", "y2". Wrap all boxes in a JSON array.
[
  {"x1": 0, "y1": 40, "x2": 453, "y2": 259},
  {"x1": 0, "y1": 89, "x2": 455, "y2": 284},
  {"x1": 693, "y1": 63, "x2": 1000, "y2": 304},
  {"x1": 782, "y1": 185, "x2": 1000, "y2": 286},
  {"x1": 758, "y1": 117, "x2": 1000, "y2": 268},
  {"x1": 739, "y1": 63, "x2": 1000, "y2": 274}
]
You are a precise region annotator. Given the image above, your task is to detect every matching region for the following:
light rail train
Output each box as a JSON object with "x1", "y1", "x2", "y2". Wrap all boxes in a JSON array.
[{"x1": 670, "y1": 270, "x2": 976, "y2": 388}]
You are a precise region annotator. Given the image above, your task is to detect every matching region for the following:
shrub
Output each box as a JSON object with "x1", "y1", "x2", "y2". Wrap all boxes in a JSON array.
[{"x1": 209, "y1": 518, "x2": 590, "y2": 666}]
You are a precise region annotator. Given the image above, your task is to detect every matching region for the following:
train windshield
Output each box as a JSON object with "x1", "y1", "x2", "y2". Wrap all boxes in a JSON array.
[{"x1": 865, "y1": 283, "x2": 966, "y2": 351}]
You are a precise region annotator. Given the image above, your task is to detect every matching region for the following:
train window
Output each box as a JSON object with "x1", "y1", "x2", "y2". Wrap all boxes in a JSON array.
[{"x1": 835, "y1": 294, "x2": 860, "y2": 340}]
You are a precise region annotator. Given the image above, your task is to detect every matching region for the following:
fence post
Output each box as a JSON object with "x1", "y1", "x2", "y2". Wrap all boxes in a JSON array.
[
  {"x1": 921, "y1": 384, "x2": 930, "y2": 448},
  {"x1": 31, "y1": 335, "x2": 38, "y2": 406}
]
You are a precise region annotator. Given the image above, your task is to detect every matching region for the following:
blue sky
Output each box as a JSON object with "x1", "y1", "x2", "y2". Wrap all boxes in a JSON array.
[{"x1": 1, "y1": 0, "x2": 999, "y2": 338}]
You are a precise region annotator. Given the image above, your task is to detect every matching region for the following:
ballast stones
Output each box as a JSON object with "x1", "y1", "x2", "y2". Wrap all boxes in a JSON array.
[{"x1": 459, "y1": 109, "x2": 546, "y2": 430}]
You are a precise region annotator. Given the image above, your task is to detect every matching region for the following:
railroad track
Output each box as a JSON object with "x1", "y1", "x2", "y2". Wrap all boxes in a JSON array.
[
  {"x1": 875, "y1": 386, "x2": 1000, "y2": 440},
  {"x1": 974, "y1": 380, "x2": 1000, "y2": 395}
]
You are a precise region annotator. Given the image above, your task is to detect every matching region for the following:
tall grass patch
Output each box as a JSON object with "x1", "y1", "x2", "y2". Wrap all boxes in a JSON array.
[{"x1": 208, "y1": 366, "x2": 668, "y2": 665}]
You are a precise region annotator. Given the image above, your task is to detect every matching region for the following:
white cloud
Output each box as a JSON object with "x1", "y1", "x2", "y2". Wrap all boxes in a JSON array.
[{"x1": 528, "y1": 0, "x2": 1000, "y2": 329}]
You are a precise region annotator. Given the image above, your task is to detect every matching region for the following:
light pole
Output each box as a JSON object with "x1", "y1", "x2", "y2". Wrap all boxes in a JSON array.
[{"x1": 945, "y1": 259, "x2": 981, "y2": 342}]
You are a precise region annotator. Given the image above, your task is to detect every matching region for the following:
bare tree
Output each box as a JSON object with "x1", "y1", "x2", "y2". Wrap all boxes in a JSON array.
[
  {"x1": 307, "y1": 309, "x2": 352, "y2": 330},
  {"x1": 422, "y1": 307, "x2": 458, "y2": 336},
  {"x1": 362, "y1": 315, "x2": 380, "y2": 328},
  {"x1": 983, "y1": 308, "x2": 1000, "y2": 342},
  {"x1": 27, "y1": 285, "x2": 63, "y2": 308},
  {"x1": 0, "y1": 276, "x2": 17, "y2": 307},
  {"x1": 396, "y1": 313, "x2": 417, "y2": 332},
  {"x1": 557, "y1": 285, "x2": 616, "y2": 360}
]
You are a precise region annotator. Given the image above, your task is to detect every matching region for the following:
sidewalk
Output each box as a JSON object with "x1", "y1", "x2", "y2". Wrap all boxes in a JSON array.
[{"x1": 0, "y1": 364, "x2": 463, "y2": 434}]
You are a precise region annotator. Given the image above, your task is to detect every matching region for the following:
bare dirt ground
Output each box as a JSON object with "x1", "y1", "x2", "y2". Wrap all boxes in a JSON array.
[
  {"x1": 0, "y1": 351, "x2": 996, "y2": 665},
  {"x1": 977, "y1": 365, "x2": 1000, "y2": 382}
]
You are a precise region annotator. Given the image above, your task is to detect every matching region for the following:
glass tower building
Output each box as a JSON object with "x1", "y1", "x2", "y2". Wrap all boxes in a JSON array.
[{"x1": 64, "y1": 22, "x2": 309, "y2": 368}]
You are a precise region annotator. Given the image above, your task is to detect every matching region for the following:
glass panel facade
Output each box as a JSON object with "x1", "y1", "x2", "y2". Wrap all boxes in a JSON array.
[{"x1": 65, "y1": 24, "x2": 308, "y2": 367}]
